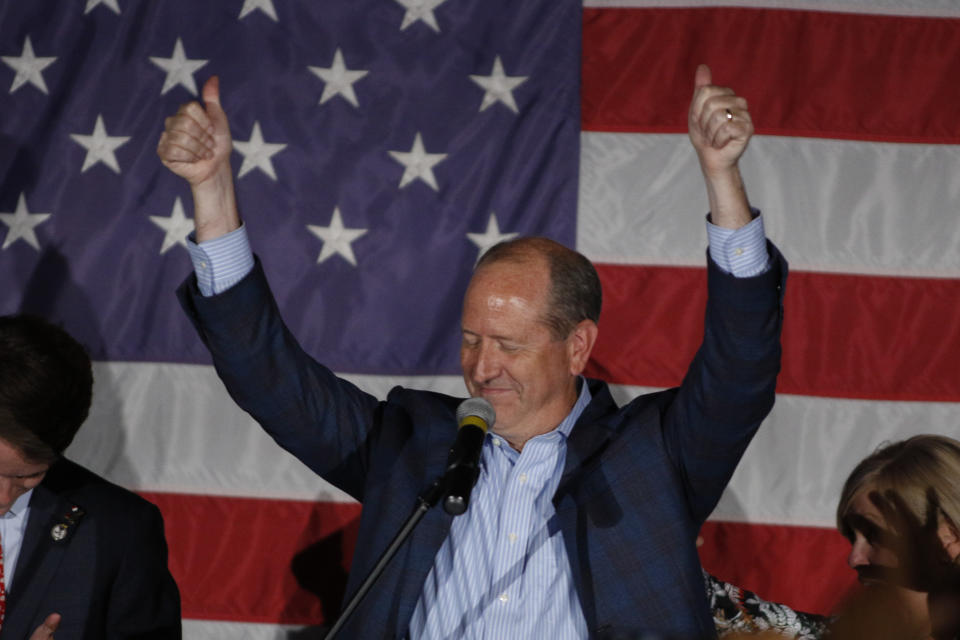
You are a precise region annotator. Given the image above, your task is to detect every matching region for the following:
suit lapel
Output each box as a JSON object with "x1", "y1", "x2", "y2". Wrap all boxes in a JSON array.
[
  {"x1": 389, "y1": 408, "x2": 457, "y2": 638},
  {"x1": 3, "y1": 480, "x2": 70, "y2": 639},
  {"x1": 556, "y1": 379, "x2": 619, "y2": 499},
  {"x1": 548, "y1": 379, "x2": 624, "y2": 632}
]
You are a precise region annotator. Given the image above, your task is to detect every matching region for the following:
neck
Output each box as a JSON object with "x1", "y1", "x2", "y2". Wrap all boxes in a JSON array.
[{"x1": 504, "y1": 380, "x2": 581, "y2": 453}]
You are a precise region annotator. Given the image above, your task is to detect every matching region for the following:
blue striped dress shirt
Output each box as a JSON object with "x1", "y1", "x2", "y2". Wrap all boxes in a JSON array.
[
  {"x1": 408, "y1": 380, "x2": 593, "y2": 639},
  {"x1": 0, "y1": 490, "x2": 34, "y2": 593}
]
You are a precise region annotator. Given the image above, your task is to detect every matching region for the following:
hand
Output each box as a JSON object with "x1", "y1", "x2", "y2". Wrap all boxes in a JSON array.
[
  {"x1": 157, "y1": 75, "x2": 232, "y2": 187},
  {"x1": 688, "y1": 64, "x2": 753, "y2": 177},
  {"x1": 156, "y1": 75, "x2": 240, "y2": 241},
  {"x1": 29, "y1": 613, "x2": 61, "y2": 640},
  {"x1": 686, "y1": 64, "x2": 753, "y2": 228}
]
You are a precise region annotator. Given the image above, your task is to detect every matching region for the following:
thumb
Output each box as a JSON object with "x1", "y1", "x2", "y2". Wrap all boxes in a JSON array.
[
  {"x1": 31, "y1": 613, "x2": 61, "y2": 639},
  {"x1": 201, "y1": 75, "x2": 229, "y2": 130},
  {"x1": 694, "y1": 63, "x2": 712, "y2": 91},
  {"x1": 202, "y1": 75, "x2": 221, "y2": 107},
  {"x1": 43, "y1": 613, "x2": 62, "y2": 631}
]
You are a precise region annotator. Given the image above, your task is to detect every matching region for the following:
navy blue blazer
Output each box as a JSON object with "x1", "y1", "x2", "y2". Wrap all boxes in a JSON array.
[
  {"x1": 178, "y1": 245, "x2": 786, "y2": 639},
  {"x1": 1, "y1": 459, "x2": 181, "y2": 640}
]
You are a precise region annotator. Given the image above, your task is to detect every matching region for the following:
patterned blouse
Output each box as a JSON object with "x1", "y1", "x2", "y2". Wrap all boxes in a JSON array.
[{"x1": 705, "y1": 571, "x2": 830, "y2": 639}]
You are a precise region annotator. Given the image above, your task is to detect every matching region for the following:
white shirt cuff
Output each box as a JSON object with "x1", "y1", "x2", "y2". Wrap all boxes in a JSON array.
[
  {"x1": 705, "y1": 211, "x2": 770, "y2": 277},
  {"x1": 186, "y1": 224, "x2": 255, "y2": 296}
]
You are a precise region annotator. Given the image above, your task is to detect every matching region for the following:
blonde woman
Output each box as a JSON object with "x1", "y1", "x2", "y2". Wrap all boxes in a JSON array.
[
  {"x1": 834, "y1": 435, "x2": 960, "y2": 640},
  {"x1": 708, "y1": 435, "x2": 960, "y2": 639}
]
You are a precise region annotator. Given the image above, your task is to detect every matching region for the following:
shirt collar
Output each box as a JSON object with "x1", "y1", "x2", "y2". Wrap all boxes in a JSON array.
[
  {"x1": 555, "y1": 376, "x2": 592, "y2": 440},
  {"x1": 3, "y1": 488, "x2": 35, "y2": 519},
  {"x1": 485, "y1": 376, "x2": 593, "y2": 452}
]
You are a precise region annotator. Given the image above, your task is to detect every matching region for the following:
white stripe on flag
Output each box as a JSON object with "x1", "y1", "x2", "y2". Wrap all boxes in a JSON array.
[
  {"x1": 69, "y1": 363, "x2": 960, "y2": 528},
  {"x1": 579, "y1": 132, "x2": 960, "y2": 277},
  {"x1": 182, "y1": 619, "x2": 311, "y2": 639}
]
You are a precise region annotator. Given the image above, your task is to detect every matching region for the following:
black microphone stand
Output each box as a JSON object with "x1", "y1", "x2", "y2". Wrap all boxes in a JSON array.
[{"x1": 323, "y1": 474, "x2": 453, "y2": 640}]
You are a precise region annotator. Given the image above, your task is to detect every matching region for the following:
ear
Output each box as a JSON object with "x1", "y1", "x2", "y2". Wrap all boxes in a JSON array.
[
  {"x1": 566, "y1": 319, "x2": 599, "y2": 376},
  {"x1": 937, "y1": 514, "x2": 960, "y2": 562}
]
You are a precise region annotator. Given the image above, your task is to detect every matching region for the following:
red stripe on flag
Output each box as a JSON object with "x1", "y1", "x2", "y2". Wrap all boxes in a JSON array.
[
  {"x1": 143, "y1": 492, "x2": 361, "y2": 625},
  {"x1": 582, "y1": 7, "x2": 960, "y2": 143},
  {"x1": 148, "y1": 491, "x2": 856, "y2": 623},
  {"x1": 145, "y1": 491, "x2": 858, "y2": 623},
  {"x1": 699, "y1": 520, "x2": 858, "y2": 616},
  {"x1": 587, "y1": 264, "x2": 960, "y2": 401}
]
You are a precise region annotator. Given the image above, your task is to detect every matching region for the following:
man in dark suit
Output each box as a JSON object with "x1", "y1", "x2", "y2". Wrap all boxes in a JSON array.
[
  {"x1": 0, "y1": 315, "x2": 181, "y2": 640},
  {"x1": 161, "y1": 64, "x2": 784, "y2": 637}
]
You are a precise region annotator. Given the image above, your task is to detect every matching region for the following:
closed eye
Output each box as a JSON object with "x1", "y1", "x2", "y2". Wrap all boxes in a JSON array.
[
  {"x1": 846, "y1": 513, "x2": 893, "y2": 547},
  {"x1": 13, "y1": 471, "x2": 45, "y2": 480}
]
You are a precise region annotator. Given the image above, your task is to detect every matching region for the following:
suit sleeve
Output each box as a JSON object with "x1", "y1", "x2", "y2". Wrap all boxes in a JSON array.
[
  {"x1": 662, "y1": 241, "x2": 787, "y2": 523},
  {"x1": 104, "y1": 502, "x2": 181, "y2": 639},
  {"x1": 176, "y1": 259, "x2": 383, "y2": 501}
]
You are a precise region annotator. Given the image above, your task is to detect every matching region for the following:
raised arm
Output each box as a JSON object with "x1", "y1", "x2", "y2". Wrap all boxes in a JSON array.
[
  {"x1": 662, "y1": 65, "x2": 785, "y2": 523},
  {"x1": 156, "y1": 75, "x2": 239, "y2": 242},
  {"x1": 687, "y1": 64, "x2": 754, "y2": 230}
]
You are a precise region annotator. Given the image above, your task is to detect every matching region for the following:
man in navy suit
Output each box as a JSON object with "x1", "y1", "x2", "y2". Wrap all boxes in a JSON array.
[
  {"x1": 162, "y1": 64, "x2": 785, "y2": 637},
  {"x1": 0, "y1": 315, "x2": 181, "y2": 640}
]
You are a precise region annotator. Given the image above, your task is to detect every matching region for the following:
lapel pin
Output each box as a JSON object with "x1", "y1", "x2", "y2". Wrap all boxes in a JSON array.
[{"x1": 50, "y1": 504, "x2": 86, "y2": 544}]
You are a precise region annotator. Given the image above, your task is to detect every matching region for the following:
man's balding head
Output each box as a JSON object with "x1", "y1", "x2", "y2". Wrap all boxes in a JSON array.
[{"x1": 475, "y1": 236, "x2": 602, "y2": 340}]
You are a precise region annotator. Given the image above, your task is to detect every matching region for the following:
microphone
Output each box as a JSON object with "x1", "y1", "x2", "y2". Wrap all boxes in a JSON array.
[{"x1": 442, "y1": 397, "x2": 496, "y2": 516}]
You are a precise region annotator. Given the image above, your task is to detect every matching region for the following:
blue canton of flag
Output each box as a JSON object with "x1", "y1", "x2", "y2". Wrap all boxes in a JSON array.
[
  {"x1": 1, "y1": 1, "x2": 580, "y2": 630},
  {"x1": 0, "y1": 0, "x2": 580, "y2": 376}
]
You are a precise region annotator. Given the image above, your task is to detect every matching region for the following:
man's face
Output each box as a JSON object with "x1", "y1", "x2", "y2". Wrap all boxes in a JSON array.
[
  {"x1": 460, "y1": 257, "x2": 580, "y2": 449},
  {"x1": 0, "y1": 437, "x2": 49, "y2": 516}
]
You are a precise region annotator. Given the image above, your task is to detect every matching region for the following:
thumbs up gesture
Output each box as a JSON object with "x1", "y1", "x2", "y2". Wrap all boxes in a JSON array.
[
  {"x1": 157, "y1": 75, "x2": 233, "y2": 187},
  {"x1": 688, "y1": 64, "x2": 753, "y2": 176}
]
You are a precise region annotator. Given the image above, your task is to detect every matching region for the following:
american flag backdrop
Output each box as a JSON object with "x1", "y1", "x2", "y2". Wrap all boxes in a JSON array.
[{"x1": 2, "y1": 0, "x2": 960, "y2": 637}]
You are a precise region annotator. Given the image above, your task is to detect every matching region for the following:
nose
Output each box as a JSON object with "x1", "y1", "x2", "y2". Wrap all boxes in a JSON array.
[
  {"x1": 470, "y1": 341, "x2": 501, "y2": 384},
  {"x1": 847, "y1": 538, "x2": 870, "y2": 569}
]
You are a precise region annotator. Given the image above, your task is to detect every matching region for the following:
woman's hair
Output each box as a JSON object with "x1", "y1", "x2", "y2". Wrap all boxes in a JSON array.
[{"x1": 836, "y1": 434, "x2": 960, "y2": 541}]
